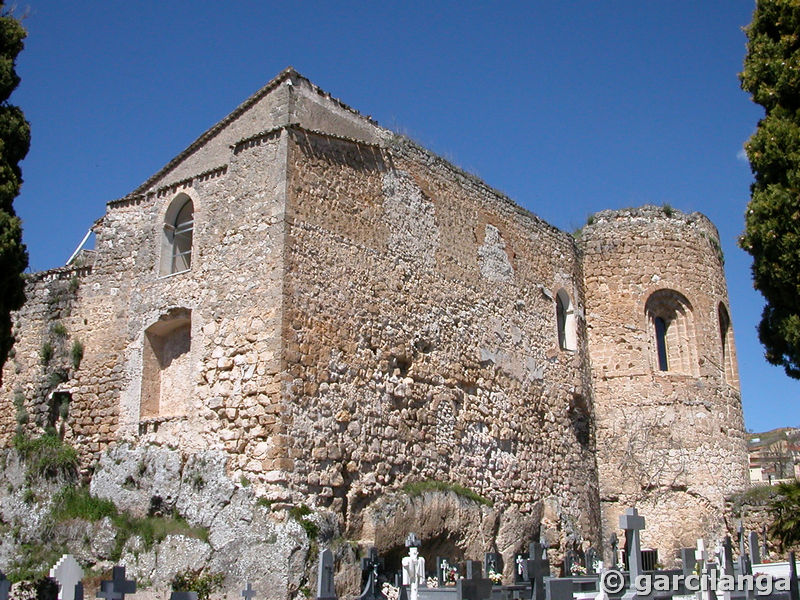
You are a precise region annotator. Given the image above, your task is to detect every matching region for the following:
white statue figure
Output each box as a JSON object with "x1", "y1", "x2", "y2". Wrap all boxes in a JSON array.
[{"x1": 402, "y1": 546, "x2": 426, "y2": 600}]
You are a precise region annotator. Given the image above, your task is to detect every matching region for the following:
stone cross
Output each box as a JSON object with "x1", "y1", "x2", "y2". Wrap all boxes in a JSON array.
[
  {"x1": 513, "y1": 553, "x2": 527, "y2": 584},
  {"x1": 317, "y1": 549, "x2": 336, "y2": 600},
  {"x1": 242, "y1": 582, "x2": 257, "y2": 600},
  {"x1": 358, "y1": 547, "x2": 383, "y2": 600},
  {"x1": 0, "y1": 571, "x2": 9, "y2": 600},
  {"x1": 456, "y1": 561, "x2": 492, "y2": 600},
  {"x1": 526, "y1": 542, "x2": 549, "y2": 600},
  {"x1": 402, "y1": 535, "x2": 426, "y2": 600},
  {"x1": 619, "y1": 508, "x2": 645, "y2": 581},
  {"x1": 748, "y1": 531, "x2": 761, "y2": 566},
  {"x1": 609, "y1": 533, "x2": 619, "y2": 567},
  {"x1": 51, "y1": 554, "x2": 84, "y2": 600}
]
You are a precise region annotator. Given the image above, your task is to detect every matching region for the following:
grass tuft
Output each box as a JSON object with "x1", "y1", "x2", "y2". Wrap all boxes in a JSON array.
[{"x1": 402, "y1": 479, "x2": 493, "y2": 506}]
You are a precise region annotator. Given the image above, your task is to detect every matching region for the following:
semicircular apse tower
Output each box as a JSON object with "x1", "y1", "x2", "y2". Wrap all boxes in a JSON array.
[{"x1": 579, "y1": 205, "x2": 748, "y2": 561}]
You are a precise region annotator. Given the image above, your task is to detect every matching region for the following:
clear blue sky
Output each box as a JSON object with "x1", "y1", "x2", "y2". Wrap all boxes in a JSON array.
[{"x1": 10, "y1": 1, "x2": 793, "y2": 432}]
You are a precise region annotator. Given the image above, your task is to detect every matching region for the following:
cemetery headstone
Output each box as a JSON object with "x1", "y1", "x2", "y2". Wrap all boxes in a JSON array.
[
  {"x1": 680, "y1": 548, "x2": 697, "y2": 577},
  {"x1": 619, "y1": 508, "x2": 646, "y2": 600},
  {"x1": 721, "y1": 537, "x2": 735, "y2": 576},
  {"x1": 358, "y1": 547, "x2": 384, "y2": 600},
  {"x1": 0, "y1": 571, "x2": 9, "y2": 600},
  {"x1": 513, "y1": 553, "x2": 528, "y2": 584},
  {"x1": 74, "y1": 583, "x2": 84, "y2": 600},
  {"x1": 586, "y1": 548, "x2": 598, "y2": 576},
  {"x1": 545, "y1": 580, "x2": 573, "y2": 600},
  {"x1": 96, "y1": 566, "x2": 135, "y2": 600},
  {"x1": 747, "y1": 531, "x2": 760, "y2": 566},
  {"x1": 526, "y1": 542, "x2": 549, "y2": 600},
  {"x1": 170, "y1": 593, "x2": 198, "y2": 600},
  {"x1": 609, "y1": 533, "x2": 619, "y2": 568},
  {"x1": 564, "y1": 550, "x2": 577, "y2": 577},
  {"x1": 402, "y1": 533, "x2": 426, "y2": 600},
  {"x1": 242, "y1": 582, "x2": 257, "y2": 600},
  {"x1": 790, "y1": 551, "x2": 799, "y2": 600},
  {"x1": 317, "y1": 549, "x2": 337, "y2": 600},
  {"x1": 457, "y1": 561, "x2": 491, "y2": 600},
  {"x1": 51, "y1": 554, "x2": 83, "y2": 600},
  {"x1": 484, "y1": 553, "x2": 503, "y2": 582},
  {"x1": 437, "y1": 558, "x2": 455, "y2": 587}
]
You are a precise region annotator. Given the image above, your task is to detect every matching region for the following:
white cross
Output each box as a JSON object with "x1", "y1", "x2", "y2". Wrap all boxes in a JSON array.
[{"x1": 50, "y1": 554, "x2": 83, "y2": 600}]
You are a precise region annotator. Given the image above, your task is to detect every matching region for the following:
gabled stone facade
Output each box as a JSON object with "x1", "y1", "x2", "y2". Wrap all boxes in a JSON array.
[{"x1": 0, "y1": 68, "x2": 748, "y2": 574}]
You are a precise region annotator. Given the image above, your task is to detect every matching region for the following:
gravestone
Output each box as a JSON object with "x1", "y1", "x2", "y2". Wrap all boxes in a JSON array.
[
  {"x1": 402, "y1": 534, "x2": 426, "y2": 600},
  {"x1": 609, "y1": 533, "x2": 619, "y2": 568},
  {"x1": 619, "y1": 508, "x2": 646, "y2": 600},
  {"x1": 586, "y1": 548, "x2": 598, "y2": 576},
  {"x1": 317, "y1": 549, "x2": 336, "y2": 600},
  {"x1": 526, "y1": 542, "x2": 549, "y2": 600},
  {"x1": 747, "y1": 531, "x2": 760, "y2": 566},
  {"x1": 564, "y1": 550, "x2": 576, "y2": 576},
  {"x1": 721, "y1": 537, "x2": 735, "y2": 576},
  {"x1": 679, "y1": 548, "x2": 696, "y2": 577},
  {"x1": 0, "y1": 571, "x2": 9, "y2": 600},
  {"x1": 358, "y1": 547, "x2": 384, "y2": 600},
  {"x1": 513, "y1": 553, "x2": 528, "y2": 584},
  {"x1": 789, "y1": 551, "x2": 799, "y2": 600},
  {"x1": 437, "y1": 558, "x2": 455, "y2": 587},
  {"x1": 170, "y1": 593, "x2": 198, "y2": 600},
  {"x1": 456, "y1": 561, "x2": 491, "y2": 600},
  {"x1": 484, "y1": 553, "x2": 503, "y2": 580},
  {"x1": 545, "y1": 580, "x2": 572, "y2": 600},
  {"x1": 242, "y1": 583, "x2": 257, "y2": 600},
  {"x1": 51, "y1": 554, "x2": 83, "y2": 600},
  {"x1": 74, "y1": 583, "x2": 84, "y2": 600}
]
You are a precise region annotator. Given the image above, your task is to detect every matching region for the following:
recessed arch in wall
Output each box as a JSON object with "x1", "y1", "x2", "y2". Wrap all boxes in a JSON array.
[
  {"x1": 140, "y1": 308, "x2": 192, "y2": 419},
  {"x1": 644, "y1": 289, "x2": 698, "y2": 375},
  {"x1": 160, "y1": 192, "x2": 194, "y2": 276},
  {"x1": 556, "y1": 288, "x2": 577, "y2": 351}
]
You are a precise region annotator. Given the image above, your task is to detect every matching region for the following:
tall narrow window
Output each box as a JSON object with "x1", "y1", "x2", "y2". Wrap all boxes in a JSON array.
[
  {"x1": 654, "y1": 316, "x2": 668, "y2": 371},
  {"x1": 718, "y1": 303, "x2": 738, "y2": 385},
  {"x1": 555, "y1": 289, "x2": 577, "y2": 351},
  {"x1": 645, "y1": 289, "x2": 697, "y2": 375},
  {"x1": 160, "y1": 193, "x2": 194, "y2": 276},
  {"x1": 172, "y1": 199, "x2": 193, "y2": 272}
]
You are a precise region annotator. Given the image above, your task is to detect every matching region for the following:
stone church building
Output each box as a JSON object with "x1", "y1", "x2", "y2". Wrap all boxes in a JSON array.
[{"x1": 1, "y1": 68, "x2": 748, "y2": 578}]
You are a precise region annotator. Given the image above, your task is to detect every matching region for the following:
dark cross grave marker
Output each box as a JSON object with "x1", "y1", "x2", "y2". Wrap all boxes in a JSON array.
[
  {"x1": 317, "y1": 549, "x2": 336, "y2": 600},
  {"x1": 0, "y1": 571, "x2": 9, "y2": 600},
  {"x1": 679, "y1": 548, "x2": 696, "y2": 577},
  {"x1": 748, "y1": 531, "x2": 760, "y2": 566},
  {"x1": 457, "y1": 561, "x2": 491, "y2": 600},
  {"x1": 97, "y1": 566, "x2": 136, "y2": 600},
  {"x1": 170, "y1": 593, "x2": 198, "y2": 600},
  {"x1": 585, "y1": 548, "x2": 598, "y2": 576},
  {"x1": 242, "y1": 582, "x2": 257, "y2": 600},
  {"x1": 619, "y1": 508, "x2": 646, "y2": 600},
  {"x1": 358, "y1": 547, "x2": 384, "y2": 600},
  {"x1": 526, "y1": 542, "x2": 549, "y2": 600}
]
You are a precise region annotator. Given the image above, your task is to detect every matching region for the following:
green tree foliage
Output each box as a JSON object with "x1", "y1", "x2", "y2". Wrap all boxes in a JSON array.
[
  {"x1": 0, "y1": 3, "x2": 30, "y2": 380},
  {"x1": 769, "y1": 480, "x2": 800, "y2": 550},
  {"x1": 740, "y1": 1, "x2": 800, "y2": 378}
]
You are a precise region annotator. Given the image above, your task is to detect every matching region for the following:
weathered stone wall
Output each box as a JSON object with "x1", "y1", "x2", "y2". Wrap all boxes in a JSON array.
[
  {"x1": 579, "y1": 206, "x2": 749, "y2": 564},
  {"x1": 282, "y1": 127, "x2": 602, "y2": 561}
]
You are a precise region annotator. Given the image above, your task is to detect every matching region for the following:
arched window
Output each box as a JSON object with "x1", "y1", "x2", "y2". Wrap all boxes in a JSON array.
[
  {"x1": 160, "y1": 194, "x2": 194, "y2": 276},
  {"x1": 556, "y1": 289, "x2": 577, "y2": 351},
  {"x1": 645, "y1": 289, "x2": 697, "y2": 375},
  {"x1": 718, "y1": 303, "x2": 738, "y2": 385}
]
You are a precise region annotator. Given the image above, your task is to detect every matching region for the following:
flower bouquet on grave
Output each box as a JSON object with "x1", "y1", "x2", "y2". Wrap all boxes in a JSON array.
[
  {"x1": 487, "y1": 569, "x2": 503, "y2": 585},
  {"x1": 570, "y1": 564, "x2": 587, "y2": 576},
  {"x1": 382, "y1": 582, "x2": 399, "y2": 600},
  {"x1": 442, "y1": 562, "x2": 460, "y2": 586}
]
